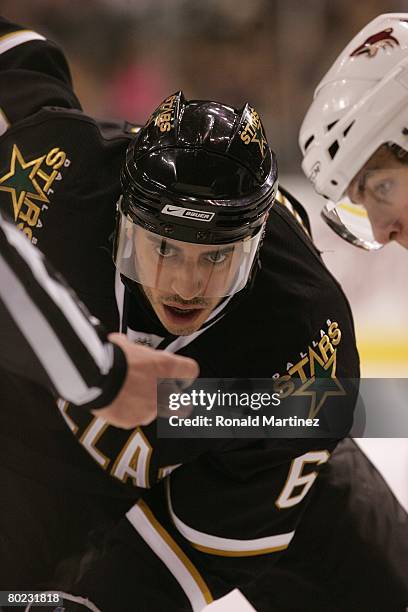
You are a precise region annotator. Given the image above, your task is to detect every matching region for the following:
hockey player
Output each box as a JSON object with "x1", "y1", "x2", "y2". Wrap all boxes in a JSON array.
[
  {"x1": 0, "y1": 16, "x2": 407, "y2": 612},
  {"x1": 0, "y1": 210, "x2": 198, "y2": 429},
  {"x1": 300, "y1": 13, "x2": 408, "y2": 251}
]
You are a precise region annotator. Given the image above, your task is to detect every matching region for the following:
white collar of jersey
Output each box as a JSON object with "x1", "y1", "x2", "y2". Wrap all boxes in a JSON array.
[{"x1": 114, "y1": 268, "x2": 232, "y2": 353}]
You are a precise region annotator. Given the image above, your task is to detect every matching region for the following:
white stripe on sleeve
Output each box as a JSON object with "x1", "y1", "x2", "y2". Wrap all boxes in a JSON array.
[
  {"x1": 0, "y1": 30, "x2": 46, "y2": 55},
  {"x1": 166, "y1": 479, "x2": 295, "y2": 556},
  {"x1": 0, "y1": 249, "x2": 102, "y2": 404},
  {"x1": 2, "y1": 221, "x2": 112, "y2": 375}
]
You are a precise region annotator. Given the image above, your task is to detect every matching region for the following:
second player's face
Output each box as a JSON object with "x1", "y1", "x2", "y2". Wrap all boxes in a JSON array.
[{"x1": 347, "y1": 148, "x2": 408, "y2": 248}]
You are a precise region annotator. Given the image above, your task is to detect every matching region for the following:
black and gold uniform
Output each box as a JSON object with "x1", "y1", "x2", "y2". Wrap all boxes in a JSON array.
[{"x1": 0, "y1": 17, "x2": 406, "y2": 612}]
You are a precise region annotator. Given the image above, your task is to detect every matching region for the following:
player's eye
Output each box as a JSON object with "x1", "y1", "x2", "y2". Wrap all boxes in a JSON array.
[
  {"x1": 203, "y1": 249, "x2": 231, "y2": 265},
  {"x1": 355, "y1": 173, "x2": 394, "y2": 206},
  {"x1": 365, "y1": 175, "x2": 395, "y2": 206},
  {"x1": 156, "y1": 241, "x2": 176, "y2": 258},
  {"x1": 372, "y1": 179, "x2": 393, "y2": 200}
]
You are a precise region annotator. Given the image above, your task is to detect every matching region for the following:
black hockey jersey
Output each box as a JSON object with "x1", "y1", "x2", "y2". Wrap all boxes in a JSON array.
[{"x1": 0, "y1": 17, "x2": 366, "y2": 611}]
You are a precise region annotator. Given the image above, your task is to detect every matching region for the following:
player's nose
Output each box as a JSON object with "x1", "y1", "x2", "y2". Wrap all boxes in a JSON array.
[
  {"x1": 373, "y1": 219, "x2": 404, "y2": 246},
  {"x1": 170, "y1": 267, "x2": 203, "y2": 300}
]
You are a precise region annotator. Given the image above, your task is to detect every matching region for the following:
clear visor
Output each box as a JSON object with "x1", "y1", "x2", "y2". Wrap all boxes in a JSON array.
[
  {"x1": 322, "y1": 198, "x2": 383, "y2": 251},
  {"x1": 114, "y1": 209, "x2": 264, "y2": 298},
  {"x1": 323, "y1": 144, "x2": 408, "y2": 251}
]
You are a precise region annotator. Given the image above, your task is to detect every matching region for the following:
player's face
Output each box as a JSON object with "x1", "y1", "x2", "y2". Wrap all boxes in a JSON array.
[
  {"x1": 346, "y1": 148, "x2": 408, "y2": 248},
  {"x1": 134, "y1": 232, "x2": 243, "y2": 335}
]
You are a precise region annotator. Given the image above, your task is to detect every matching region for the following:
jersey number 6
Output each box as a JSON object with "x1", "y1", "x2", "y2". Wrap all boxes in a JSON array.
[{"x1": 276, "y1": 450, "x2": 330, "y2": 509}]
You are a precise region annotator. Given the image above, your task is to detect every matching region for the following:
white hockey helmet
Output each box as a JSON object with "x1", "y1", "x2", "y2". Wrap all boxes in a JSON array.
[{"x1": 300, "y1": 14, "x2": 408, "y2": 250}]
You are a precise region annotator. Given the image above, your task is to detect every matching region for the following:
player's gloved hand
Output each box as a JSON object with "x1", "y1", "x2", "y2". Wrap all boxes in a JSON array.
[{"x1": 91, "y1": 333, "x2": 199, "y2": 429}]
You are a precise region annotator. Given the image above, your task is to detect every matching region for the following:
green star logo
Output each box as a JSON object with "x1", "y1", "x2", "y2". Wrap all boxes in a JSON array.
[
  {"x1": 292, "y1": 349, "x2": 345, "y2": 418},
  {"x1": 0, "y1": 144, "x2": 49, "y2": 221}
]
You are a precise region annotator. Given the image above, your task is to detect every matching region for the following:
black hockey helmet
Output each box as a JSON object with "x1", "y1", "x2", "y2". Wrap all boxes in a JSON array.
[{"x1": 114, "y1": 91, "x2": 278, "y2": 298}]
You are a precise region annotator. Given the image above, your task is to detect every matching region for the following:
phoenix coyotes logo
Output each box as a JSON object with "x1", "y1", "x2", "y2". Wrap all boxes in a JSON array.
[
  {"x1": 350, "y1": 28, "x2": 399, "y2": 58},
  {"x1": 0, "y1": 144, "x2": 70, "y2": 244}
]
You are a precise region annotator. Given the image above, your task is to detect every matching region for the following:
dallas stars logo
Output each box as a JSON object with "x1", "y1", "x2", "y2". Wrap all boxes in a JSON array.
[
  {"x1": 145, "y1": 93, "x2": 178, "y2": 134},
  {"x1": 274, "y1": 321, "x2": 347, "y2": 420},
  {"x1": 0, "y1": 143, "x2": 69, "y2": 243},
  {"x1": 291, "y1": 347, "x2": 345, "y2": 419},
  {"x1": 0, "y1": 144, "x2": 49, "y2": 221},
  {"x1": 240, "y1": 106, "x2": 268, "y2": 157}
]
